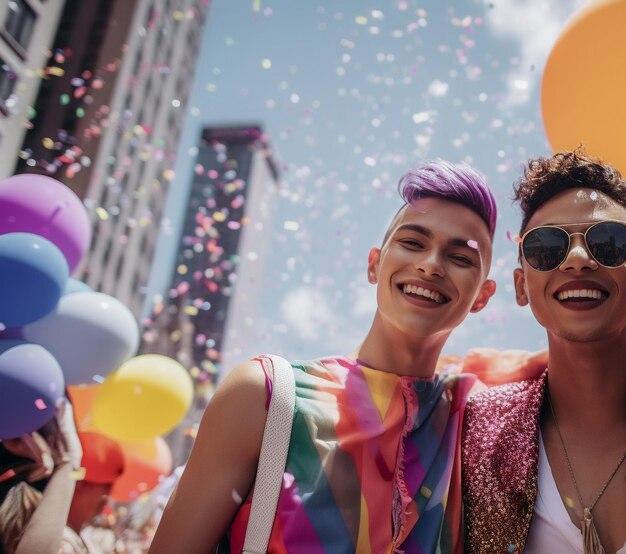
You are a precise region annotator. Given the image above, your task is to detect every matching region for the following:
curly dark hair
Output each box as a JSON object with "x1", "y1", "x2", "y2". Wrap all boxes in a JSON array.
[{"x1": 513, "y1": 148, "x2": 626, "y2": 232}]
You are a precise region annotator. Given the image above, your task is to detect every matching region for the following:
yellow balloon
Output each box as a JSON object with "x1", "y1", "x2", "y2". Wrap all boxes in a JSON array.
[
  {"x1": 541, "y1": 0, "x2": 626, "y2": 173},
  {"x1": 92, "y1": 355, "x2": 193, "y2": 440}
]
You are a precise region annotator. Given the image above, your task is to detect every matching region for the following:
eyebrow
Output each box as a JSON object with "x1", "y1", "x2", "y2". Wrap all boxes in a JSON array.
[{"x1": 394, "y1": 223, "x2": 481, "y2": 252}]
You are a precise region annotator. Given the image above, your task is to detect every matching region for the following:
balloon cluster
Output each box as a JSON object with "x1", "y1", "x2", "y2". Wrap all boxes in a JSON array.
[{"x1": 0, "y1": 174, "x2": 193, "y2": 502}]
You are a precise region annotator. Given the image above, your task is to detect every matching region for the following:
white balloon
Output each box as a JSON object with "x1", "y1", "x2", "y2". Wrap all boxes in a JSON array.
[{"x1": 23, "y1": 291, "x2": 139, "y2": 384}]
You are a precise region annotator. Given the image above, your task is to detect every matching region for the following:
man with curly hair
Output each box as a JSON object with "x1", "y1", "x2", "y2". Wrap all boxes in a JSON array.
[{"x1": 462, "y1": 149, "x2": 626, "y2": 554}]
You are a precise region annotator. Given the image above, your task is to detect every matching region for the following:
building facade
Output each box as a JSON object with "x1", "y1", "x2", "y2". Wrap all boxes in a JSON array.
[
  {"x1": 0, "y1": 0, "x2": 65, "y2": 176},
  {"x1": 143, "y1": 125, "x2": 279, "y2": 379},
  {"x1": 140, "y1": 125, "x2": 279, "y2": 464},
  {"x1": 16, "y1": 0, "x2": 209, "y2": 317}
]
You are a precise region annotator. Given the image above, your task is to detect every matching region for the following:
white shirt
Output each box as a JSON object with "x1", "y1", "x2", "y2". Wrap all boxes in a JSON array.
[{"x1": 525, "y1": 432, "x2": 626, "y2": 554}]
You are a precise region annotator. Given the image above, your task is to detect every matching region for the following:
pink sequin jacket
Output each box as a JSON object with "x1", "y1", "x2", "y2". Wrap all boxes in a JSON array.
[{"x1": 462, "y1": 371, "x2": 547, "y2": 554}]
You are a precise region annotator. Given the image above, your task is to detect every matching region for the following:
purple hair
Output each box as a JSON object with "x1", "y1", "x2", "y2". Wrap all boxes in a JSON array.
[{"x1": 398, "y1": 159, "x2": 497, "y2": 238}]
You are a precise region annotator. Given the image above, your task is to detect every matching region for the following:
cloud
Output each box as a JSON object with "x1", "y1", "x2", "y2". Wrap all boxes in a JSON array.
[
  {"x1": 482, "y1": 0, "x2": 586, "y2": 107},
  {"x1": 280, "y1": 286, "x2": 335, "y2": 341},
  {"x1": 351, "y1": 284, "x2": 377, "y2": 319}
]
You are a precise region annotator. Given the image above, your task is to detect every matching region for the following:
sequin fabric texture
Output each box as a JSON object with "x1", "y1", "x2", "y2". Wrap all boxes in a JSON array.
[
  {"x1": 218, "y1": 356, "x2": 478, "y2": 554},
  {"x1": 462, "y1": 371, "x2": 547, "y2": 553}
]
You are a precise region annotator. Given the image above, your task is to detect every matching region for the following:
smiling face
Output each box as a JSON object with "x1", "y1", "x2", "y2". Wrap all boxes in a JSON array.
[
  {"x1": 514, "y1": 188, "x2": 626, "y2": 342},
  {"x1": 368, "y1": 196, "x2": 495, "y2": 341}
]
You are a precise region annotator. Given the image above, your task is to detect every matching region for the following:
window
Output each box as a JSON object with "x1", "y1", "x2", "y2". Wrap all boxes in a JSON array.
[
  {"x1": 0, "y1": 59, "x2": 17, "y2": 106},
  {"x1": 4, "y1": 0, "x2": 36, "y2": 50}
]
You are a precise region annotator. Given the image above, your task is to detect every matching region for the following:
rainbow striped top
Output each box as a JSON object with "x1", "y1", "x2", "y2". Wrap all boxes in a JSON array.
[{"x1": 219, "y1": 356, "x2": 477, "y2": 553}]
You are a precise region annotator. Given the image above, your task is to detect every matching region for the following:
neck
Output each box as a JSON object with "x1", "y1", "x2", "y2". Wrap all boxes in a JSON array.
[
  {"x1": 546, "y1": 330, "x2": 626, "y2": 431},
  {"x1": 355, "y1": 313, "x2": 449, "y2": 377}
]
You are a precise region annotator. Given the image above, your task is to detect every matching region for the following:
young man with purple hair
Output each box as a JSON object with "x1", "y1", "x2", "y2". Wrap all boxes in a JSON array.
[{"x1": 150, "y1": 160, "x2": 510, "y2": 553}]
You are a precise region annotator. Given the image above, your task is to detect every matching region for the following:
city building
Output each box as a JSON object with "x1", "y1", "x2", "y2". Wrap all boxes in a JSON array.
[
  {"x1": 15, "y1": 0, "x2": 140, "y2": 198},
  {"x1": 16, "y1": 0, "x2": 210, "y2": 317},
  {"x1": 141, "y1": 124, "x2": 279, "y2": 463},
  {"x1": 143, "y1": 125, "x2": 279, "y2": 374},
  {"x1": 181, "y1": 126, "x2": 279, "y2": 376},
  {"x1": 0, "y1": 0, "x2": 65, "y2": 176}
]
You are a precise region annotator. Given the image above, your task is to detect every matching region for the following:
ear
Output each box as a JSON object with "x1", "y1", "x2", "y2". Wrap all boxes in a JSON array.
[
  {"x1": 513, "y1": 267, "x2": 529, "y2": 306},
  {"x1": 470, "y1": 279, "x2": 496, "y2": 313},
  {"x1": 367, "y1": 247, "x2": 380, "y2": 284}
]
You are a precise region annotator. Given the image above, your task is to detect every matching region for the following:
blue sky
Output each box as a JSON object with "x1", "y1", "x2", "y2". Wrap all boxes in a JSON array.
[{"x1": 148, "y1": 0, "x2": 586, "y2": 365}]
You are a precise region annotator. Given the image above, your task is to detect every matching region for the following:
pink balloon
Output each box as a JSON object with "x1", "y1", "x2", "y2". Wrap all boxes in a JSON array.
[{"x1": 0, "y1": 174, "x2": 91, "y2": 272}]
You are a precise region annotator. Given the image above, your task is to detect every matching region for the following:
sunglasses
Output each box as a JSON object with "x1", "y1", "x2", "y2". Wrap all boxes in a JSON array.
[{"x1": 519, "y1": 220, "x2": 626, "y2": 272}]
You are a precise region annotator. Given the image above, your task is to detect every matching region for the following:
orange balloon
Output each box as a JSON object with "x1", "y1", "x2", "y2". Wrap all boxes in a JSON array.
[
  {"x1": 110, "y1": 437, "x2": 173, "y2": 503},
  {"x1": 541, "y1": 0, "x2": 626, "y2": 173},
  {"x1": 67, "y1": 384, "x2": 100, "y2": 431},
  {"x1": 78, "y1": 431, "x2": 125, "y2": 484}
]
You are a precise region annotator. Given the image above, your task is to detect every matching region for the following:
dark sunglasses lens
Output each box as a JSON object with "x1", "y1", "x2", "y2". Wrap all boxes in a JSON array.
[
  {"x1": 586, "y1": 222, "x2": 626, "y2": 267},
  {"x1": 523, "y1": 227, "x2": 569, "y2": 271}
]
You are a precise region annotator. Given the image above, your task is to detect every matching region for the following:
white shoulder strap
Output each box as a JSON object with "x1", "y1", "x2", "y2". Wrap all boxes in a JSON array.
[{"x1": 242, "y1": 355, "x2": 296, "y2": 554}]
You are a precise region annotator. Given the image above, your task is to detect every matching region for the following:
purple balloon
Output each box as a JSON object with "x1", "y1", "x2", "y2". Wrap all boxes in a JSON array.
[
  {"x1": 0, "y1": 174, "x2": 91, "y2": 272},
  {"x1": 0, "y1": 340, "x2": 65, "y2": 440}
]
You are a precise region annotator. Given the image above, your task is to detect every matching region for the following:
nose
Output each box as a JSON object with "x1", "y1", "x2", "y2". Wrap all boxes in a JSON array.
[
  {"x1": 415, "y1": 251, "x2": 445, "y2": 277},
  {"x1": 559, "y1": 234, "x2": 598, "y2": 272}
]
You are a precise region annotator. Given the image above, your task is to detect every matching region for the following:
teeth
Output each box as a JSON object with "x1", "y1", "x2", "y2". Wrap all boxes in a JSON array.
[
  {"x1": 402, "y1": 284, "x2": 446, "y2": 303},
  {"x1": 556, "y1": 289, "x2": 605, "y2": 301}
]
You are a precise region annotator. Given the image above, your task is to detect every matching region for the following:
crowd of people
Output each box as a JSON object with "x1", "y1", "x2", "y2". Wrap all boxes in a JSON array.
[{"x1": 1, "y1": 149, "x2": 624, "y2": 553}]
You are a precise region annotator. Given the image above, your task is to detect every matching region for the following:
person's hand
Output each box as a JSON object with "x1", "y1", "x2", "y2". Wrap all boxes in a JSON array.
[
  {"x1": 57, "y1": 399, "x2": 82, "y2": 470},
  {"x1": 48, "y1": 399, "x2": 83, "y2": 470}
]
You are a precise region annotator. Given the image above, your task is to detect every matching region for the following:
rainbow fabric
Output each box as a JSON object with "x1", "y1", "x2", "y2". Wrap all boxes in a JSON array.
[{"x1": 219, "y1": 356, "x2": 478, "y2": 554}]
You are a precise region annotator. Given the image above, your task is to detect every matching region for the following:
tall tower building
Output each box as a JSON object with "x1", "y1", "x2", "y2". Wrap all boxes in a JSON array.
[
  {"x1": 0, "y1": 0, "x2": 65, "y2": 177},
  {"x1": 143, "y1": 125, "x2": 279, "y2": 381},
  {"x1": 17, "y1": 0, "x2": 210, "y2": 317},
  {"x1": 141, "y1": 125, "x2": 279, "y2": 464}
]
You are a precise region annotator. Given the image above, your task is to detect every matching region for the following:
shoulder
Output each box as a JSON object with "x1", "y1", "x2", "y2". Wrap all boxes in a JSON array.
[
  {"x1": 198, "y1": 358, "x2": 270, "y2": 434},
  {"x1": 211, "y1": 358, "x2": 271, "y2": 404},
  {"x1": 466, "y1": 372, "x2": 546, "y2": 415},
  {"x1": 222, "y1": 358, "x2": 269, "y2": 385},
  {"x1": 188, "y1": 358, "x2": 276, "y2": 476}
]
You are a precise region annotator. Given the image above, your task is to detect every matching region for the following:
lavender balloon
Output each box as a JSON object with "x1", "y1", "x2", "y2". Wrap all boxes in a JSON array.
[
  {"x1": 0, "y1": 340, "x2": 64, "y2": 440},
  {"x1": 22, "y1": 291, "x2": 140, "y2": 385},
  {"x1": 0, "y1": 174, "x2": 91, "y2": 272}
]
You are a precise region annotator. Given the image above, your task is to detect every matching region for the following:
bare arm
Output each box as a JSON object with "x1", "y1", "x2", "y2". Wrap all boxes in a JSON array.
[
  {"x1": 14, "y1": 462, "x2": 76, "y2": 554},
  {"x1": 458, "y1": 348, "x2": 548, "y2": 386},
  {"x1": 148, "y1": 360, "x2": 268, "y2": 554},
  {"x1": 6, "y1": 401, "x2": 82, "y2": 554}
]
